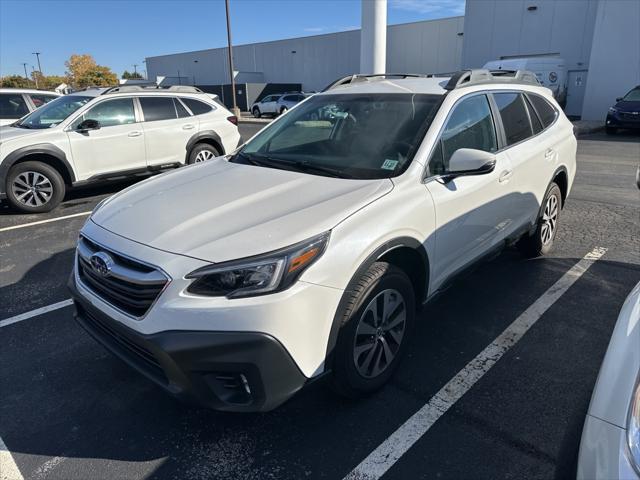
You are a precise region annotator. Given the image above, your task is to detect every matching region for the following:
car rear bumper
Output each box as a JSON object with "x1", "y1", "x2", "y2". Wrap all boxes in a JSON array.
[{"x1": 69, "y1": 274, "x2": 308, "y2": 412}]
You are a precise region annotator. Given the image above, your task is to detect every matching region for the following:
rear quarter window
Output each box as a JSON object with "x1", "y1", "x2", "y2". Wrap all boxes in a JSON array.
[
  {"x1": 527, "y1": 94, "x2": 558, "y2": 129},
  {"x1": 181, "y1": 98, "x2": 213, "y2": 115}
]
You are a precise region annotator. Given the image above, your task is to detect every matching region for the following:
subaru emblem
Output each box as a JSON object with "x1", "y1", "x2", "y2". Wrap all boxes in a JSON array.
[{"x1": 90, "y1": 252, "x2": 114, "y2": 277}]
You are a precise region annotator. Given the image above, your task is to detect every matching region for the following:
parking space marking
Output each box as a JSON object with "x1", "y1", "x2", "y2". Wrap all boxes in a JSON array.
[
  {"x1": 344, "y1": 246, "x2": 607, "y2": 480},
  {"x1": 0, "y1": 436, "x2": 24, "y2": 480},
  {"x1": 0, "y1": 211, "x2": 91, "y2": 233},
  {"x1": 0, "y1": 299, "x2": 73, "y2": 328}
]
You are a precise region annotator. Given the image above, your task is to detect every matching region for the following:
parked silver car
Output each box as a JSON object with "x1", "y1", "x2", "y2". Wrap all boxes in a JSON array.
[{"x1": 251, "y1": 92, "x2": 308, "y2": 117}]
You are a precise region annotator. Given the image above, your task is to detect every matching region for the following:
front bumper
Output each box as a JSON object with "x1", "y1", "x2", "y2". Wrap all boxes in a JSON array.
[
  {"x1": 69, "y1": 274, "x2": 307, "y2": 412},
  {"x1": 577, "y1": 415, "x2": 639, "y2": 480},
  {"x1": 607, "y1": 113, "x2": 640, "y2": 129}
]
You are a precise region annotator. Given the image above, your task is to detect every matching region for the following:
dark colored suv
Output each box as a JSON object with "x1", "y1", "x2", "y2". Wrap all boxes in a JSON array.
[{"x1": 606, "y1": 86, "x2": 640, "y2": 134}]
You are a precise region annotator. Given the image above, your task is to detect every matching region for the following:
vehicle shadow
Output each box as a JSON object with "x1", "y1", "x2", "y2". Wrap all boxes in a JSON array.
[
  {"x1": 581, "y1": 130, "x2": 640, "y2": 143},
  {"x1": 1, "y1": 245, "x2": 638, "y2": 479}
]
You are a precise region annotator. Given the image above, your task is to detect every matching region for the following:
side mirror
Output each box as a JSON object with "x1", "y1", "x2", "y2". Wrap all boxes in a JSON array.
[
  {"x1": 442, "y1": 148, "x2": 496, "y2": 181},
  {"x1": 616, "y1": 97, "x2": 623, "y2": 102},
  {"x1": 77, "y1": 119, "x2": 100, "y2": 132}
]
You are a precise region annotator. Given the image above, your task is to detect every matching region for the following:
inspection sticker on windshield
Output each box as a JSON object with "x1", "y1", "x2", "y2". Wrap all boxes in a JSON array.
[{"x1": 381, "y1": 159, "x2": 399, "y2": 170}]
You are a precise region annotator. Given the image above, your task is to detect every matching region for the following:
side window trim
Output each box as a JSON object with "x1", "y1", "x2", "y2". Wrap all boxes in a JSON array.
[
  {"x1": 176, "y1": 97, "x2": 194, "y2": 116},
  {"x1": 524, "y1": 92, "x2": 559, "y2": 131},
  {"x1": 22, "y1": 93, "x2": 36, "y2": 112}
]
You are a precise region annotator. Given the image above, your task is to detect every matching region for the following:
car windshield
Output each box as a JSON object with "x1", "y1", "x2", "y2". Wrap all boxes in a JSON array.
[
  {"x1": 15, "y1": 95, "x2": 93, "y2": 129},
  {"x1": 623, "y1": 88, "x2": 640, "y2": 101},
  {"x1": 234, "y1": 93, "x2": 442, "y2": 179}
]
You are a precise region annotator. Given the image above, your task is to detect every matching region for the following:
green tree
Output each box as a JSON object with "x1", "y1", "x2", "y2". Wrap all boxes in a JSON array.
[
  {"x1": 65, "y1": 54, "x2": 117, "y2": 89},
  {"x1": 122, "y1": 70, "x2": 143, "y2": 80},
  {"x1": 0, "y1": 75, "x2": 32, "y2": 88}
]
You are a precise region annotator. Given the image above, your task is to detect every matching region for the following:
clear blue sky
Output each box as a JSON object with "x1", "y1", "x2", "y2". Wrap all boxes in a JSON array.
[{"x1": 0, "y1": 0, "x2": 465, "y2": 78}]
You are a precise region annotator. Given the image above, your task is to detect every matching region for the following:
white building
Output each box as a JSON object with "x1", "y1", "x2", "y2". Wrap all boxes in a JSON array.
[{"x1": 146, "y1": 0, "x2": 639, "y2": 120}]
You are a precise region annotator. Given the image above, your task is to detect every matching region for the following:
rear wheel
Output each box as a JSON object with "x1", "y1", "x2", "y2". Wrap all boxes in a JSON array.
[
  {"x1": 518, "y1": 182, "x2": 562, "y2": 258},
  {"x1": 6, "y1": 161, "x2": 65, "y2": 213},
  {"x1": 252, "y1": 107, "x2": 261, "y2": 118},
  {"x1": 606, "y1": 126, "x2": 618, "y2": 135},
  {"x1": 188, "y1": 143, "x2": 220, "y2": 164},
  {"x1": 331, "y1": 262, "x2": 415, "y2": 398},
  {"x1": 280, "y1": 106, "x2": 288, "y2": 115}
]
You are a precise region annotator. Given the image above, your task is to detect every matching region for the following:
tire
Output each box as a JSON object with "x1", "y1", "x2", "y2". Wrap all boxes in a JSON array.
[
  {"x1": 517, "y1": 182, "x2": 562, "y2": 258},
  {"x1": 6, "y1": 161, "x2": 65, "y2": 213},
  {"x1": 606, "y1": 126, "x2": 617, "y2": 135},
  {"x1": 252, "y1": 107, "x2": 261, "y2": 118},
  {"x1": 331, "y1": 262, "x2": 415, "y2": 398},
  {"x1": 280, "y1": 107, "x2": 288, "y2": 115},
  {"x1": 187, "y1": 143, "x2": 220, "y2": 165}
]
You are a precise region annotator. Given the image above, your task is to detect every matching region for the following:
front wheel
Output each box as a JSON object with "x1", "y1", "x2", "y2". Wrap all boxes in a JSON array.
[
  {"x1": 331, "y1": 262, "x2": 415, "y2": 398},
  {"x1": 252, "y1": 107, "x2": 261, "y2": 118},
  {"x1": 6, "y1": 161, "x2": 65, "y2": 213},
  {"x1": 279, "y1": 107, "x2": 288, "y2": 115},
  {"x1": 518, "y1": 182, "x2": 562, "y2": 258}
]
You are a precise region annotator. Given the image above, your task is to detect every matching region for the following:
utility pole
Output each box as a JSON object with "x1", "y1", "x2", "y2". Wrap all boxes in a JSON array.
[
  {"x1": 31, "y1": 66, "x2": 39, "y2": 89},
  {"x1": 32, "y1": 52, "x2": 43, "y2": 75},
  {"x1": 225, "y1": 0, "x2": 241, "y2": 117},
  {"x1": 133, "y1": 64, "x2": 138, "y2": 76},
  {"x1": 21, "y1": 63, "x2": 29, "y2": 83}
]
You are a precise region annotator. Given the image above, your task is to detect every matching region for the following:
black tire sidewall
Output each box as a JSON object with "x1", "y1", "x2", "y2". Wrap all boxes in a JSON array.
[
  {"x1": 333, "y1": 262, "x2": 415, "y2": 396},
  {"x1": 6, "y1": 161, "x2": 65, "y2": 213},
  {"x1": 187, "y1": 143, "x2": 220, "y2": 165},
  {"x1": 252, "y1": 107, "x2": 261, "y2": 118},
  {"x1": 534, "y1": 183, "x2": 562, "y2": 255}
]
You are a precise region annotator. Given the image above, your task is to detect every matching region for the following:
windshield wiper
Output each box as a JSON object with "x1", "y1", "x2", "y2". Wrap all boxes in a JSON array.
[
  {"x1": 241, "y1": 152, "x2": 351, "y2": 179},
  {"x1": 12, "y1": 123, "x2": 31, "y2": 129}
]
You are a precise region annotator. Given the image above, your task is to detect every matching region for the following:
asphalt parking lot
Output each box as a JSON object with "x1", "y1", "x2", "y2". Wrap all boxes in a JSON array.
[{"x1": 1, "y1": 126, "x2": 639, "y2": 480}]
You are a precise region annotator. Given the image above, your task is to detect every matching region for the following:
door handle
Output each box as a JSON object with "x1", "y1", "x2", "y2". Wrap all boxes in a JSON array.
[
  {"x1": 499, "y1": 169, "x2": 513, "y2": 183},
  {"x1": 128, "y1": 131, "x2": 142, "y2": 137},
  {"x1": 545, "y1": 148, "x2": 555, "y2": 159},
  {"x1": 182, "y1": 124, "x2": 195, "y2": 130}
]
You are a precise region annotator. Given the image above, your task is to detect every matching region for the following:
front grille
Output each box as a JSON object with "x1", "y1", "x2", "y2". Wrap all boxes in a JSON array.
[
  {"x1": 77, "y1": 235, "x2": 168, "y2": 318},
  {"x1": 621, "y1": 112, "x2": 640, "y2": 121},
  {"x1": 79, "y1": 304, "x2": 167, "y2": 384}
]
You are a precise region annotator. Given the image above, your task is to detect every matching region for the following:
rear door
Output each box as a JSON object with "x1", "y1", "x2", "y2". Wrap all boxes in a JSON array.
[
  {"x1": 261, "y1": 95, "x2": 278, "y2": 114},
  {"x1": 139, "y1": 96, "x2": 197, "y2": 166}
]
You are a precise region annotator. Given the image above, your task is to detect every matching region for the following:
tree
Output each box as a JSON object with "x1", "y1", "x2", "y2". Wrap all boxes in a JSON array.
[
  {"x1": 65, "y1": 54, "x2": 117, "y2": 89},
  {"x1": 0, "y1": 75, "x2": 31, "y2": 88},
  {"x1": 122, "y1": 70, "x2": 143, "y2": 80}
]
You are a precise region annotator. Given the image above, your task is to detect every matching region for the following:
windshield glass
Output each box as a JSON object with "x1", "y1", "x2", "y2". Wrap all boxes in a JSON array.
[
  {"x1": 234, "y1": 93, "x2": 442, "y2": 179},
  {"x1": 623, "y1": 88, "x2": 640, "y2": 101},
  {"x1": 16, "y1": 95, "x2": 93, "y2": 129}
]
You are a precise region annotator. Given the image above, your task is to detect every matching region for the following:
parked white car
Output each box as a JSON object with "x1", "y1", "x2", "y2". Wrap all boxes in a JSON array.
[
  {"x1": 250, "y1": 94, "x2": 282, "y2": 117},
  {"x1": 0, "y1": 88, "x2": 60, "y2": 126},
  {"x1": 69, "y1": 70, "x2": 576, "y2": 412},
  {"x1": 577, "y1": 284, "x2": 640, "y2": 479},
  {"x1": 0, "y1": 85, "x2": 241, "y2": 212}
]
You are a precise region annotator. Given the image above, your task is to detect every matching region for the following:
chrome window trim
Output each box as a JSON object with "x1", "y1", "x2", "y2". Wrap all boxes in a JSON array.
[{"x1": 75, "y1": 233, "x2": 172, "y2": 321}]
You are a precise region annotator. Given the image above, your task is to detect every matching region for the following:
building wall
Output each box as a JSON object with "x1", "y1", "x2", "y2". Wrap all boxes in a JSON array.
[
  {"x1": 461, "y1": 0, "x2": 598, "y2": 71},
  {"x1": 146, "y1": 16, "x2": 464, "y2": 92},
  {"x1": 581, "y1": 0, "x2": 640, "y2": 121}
]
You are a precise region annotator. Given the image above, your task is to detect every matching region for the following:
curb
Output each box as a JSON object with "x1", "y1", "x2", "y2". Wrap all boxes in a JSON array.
[
  {"x1": 238, "y1": 117, "x2": 273, "y2": 125},
  {"x1": 572, "y1": 122, "x2": 605, "y2": 137}
]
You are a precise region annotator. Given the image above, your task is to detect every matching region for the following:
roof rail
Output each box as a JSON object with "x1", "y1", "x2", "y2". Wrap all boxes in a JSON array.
[
  {"x1": 322, "y1": 73, "x2": 436, "y2": 92},
  {"x1": 443, "y1": 69, "x2": 540, "y2": 90},
  {"x1": 101, "y1": 85, "x2": 205, "y2": 95}
]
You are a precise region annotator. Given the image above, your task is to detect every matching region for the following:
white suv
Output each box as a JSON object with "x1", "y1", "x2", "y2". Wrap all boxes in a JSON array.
[
  {"x1": 69, "y1": 70, "x2": 576, "y2": 412},
  {"x1": 0, "y1": 85, "x2": 240, "y2": 213},
  {"x1": 0, "y1": 88, "x2": 60, "y2": 126}
]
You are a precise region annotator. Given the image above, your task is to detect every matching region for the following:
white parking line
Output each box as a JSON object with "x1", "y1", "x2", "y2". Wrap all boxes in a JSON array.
[
  {"x1": 0, "y1": 436, "x2": 24, "y2": 480},
  {"x1": 0, "y1": 211, "x2": 91, "y2": 233},
  {"x1": 0, "y1": 299, "x2": 73, "y2": 328},
  {"x1": 344, "y1": 246, "x2": 607, "y2": 480}
]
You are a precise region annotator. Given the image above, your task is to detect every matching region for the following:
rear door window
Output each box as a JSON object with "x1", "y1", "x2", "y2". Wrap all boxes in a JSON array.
[
  {"x1": 527, "y1": 94, "x2": 558, "y2": 129},
  {"x1": 140, "y1": 97, "x2": 177, "y2": 122},
  {"x1": 181, "y1": 98, "x2": 213, "y2": 115},
  {"x1": 493, "y1": 93, "x2": 533, "y2": 146},
  {"x1": 0, "y1": 93, "x2": 29, "y2": 119},
  {"x1": 28, "y1": 94, "x2": 58, "y2": 108}
]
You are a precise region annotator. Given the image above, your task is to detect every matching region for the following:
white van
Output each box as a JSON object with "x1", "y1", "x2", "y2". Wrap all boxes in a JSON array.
[{"x1": 483, "y1": 57, "x2": 567, "y2": 107}]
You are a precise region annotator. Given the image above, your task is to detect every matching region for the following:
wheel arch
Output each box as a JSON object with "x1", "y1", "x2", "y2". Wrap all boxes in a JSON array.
[
  {"x1": 323, "y1": 237, "x2": 429, "y2": 372},
  {"x1": 185, "y1": 131, "x2": 225, "y2": 163},
  {"x1": 552, "y1": 166, "x2": 569, "y2": 207},
  {"x1": 1, "y1": 144, "x2": 75, "y2": 193}
]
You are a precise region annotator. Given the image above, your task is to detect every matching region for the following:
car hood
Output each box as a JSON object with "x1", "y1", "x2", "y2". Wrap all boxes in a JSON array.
[
  {"x1": 615, "y1": 100, "x2": 640, "y2": 112},
  {"x1": 0, "y1": 125, "x2": 43, "y2": 142},
  {"x1": 92, "y1": 158, "x2": 393, "y2": 263}
]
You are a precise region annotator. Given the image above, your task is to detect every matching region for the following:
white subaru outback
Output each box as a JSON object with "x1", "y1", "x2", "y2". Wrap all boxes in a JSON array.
[
  {"x1": 69, "y1": 70, "x2": 577, "y2": 412},
  {"x1": 0, "y1": 85, "x2": 240, "y2": 213}
]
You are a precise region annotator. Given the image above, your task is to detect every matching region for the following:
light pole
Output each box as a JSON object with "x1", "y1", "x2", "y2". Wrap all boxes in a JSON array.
[
  {"x1": 31, "y1": 65, "x2": 39, "y2": 89},
  {"x1": 360, "y1": 0, "x2": 387, "y2": 75},
  {"x1": 133, "y1": 64, "x2": 138, "y2": 76},
  {"x1": 21, "y1": 62, "x2": 29, "y2": 83},
  {"x1": 32, "y1": 52, "x2": 43, "y2": 75},
  {"x1": 225, "y1": 0, "x2": 240, "y2": 117}
]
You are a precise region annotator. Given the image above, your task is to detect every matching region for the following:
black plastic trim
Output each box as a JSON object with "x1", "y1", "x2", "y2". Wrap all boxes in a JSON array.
[
  {"x1": 69, "y1": 275, "x2": 306, "y2": 412},
  {"x1": 186, "y1": 130, "x2": 225, "y2": 159}
]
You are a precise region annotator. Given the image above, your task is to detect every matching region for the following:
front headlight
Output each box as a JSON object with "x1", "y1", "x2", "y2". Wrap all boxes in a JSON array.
[
  {"x1": 186, "y1": 232, "x2": 330, "y2": 298},
  {"x1": 628, "y1": 375, "x2": 640, "y2": 474},
  {"x1": 609, "y1": 107, "x2": 619, "y2": 114}
]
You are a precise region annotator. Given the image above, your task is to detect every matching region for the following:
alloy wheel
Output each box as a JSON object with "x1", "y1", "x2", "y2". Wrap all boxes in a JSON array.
[
  {"x1": 195, "y1": 150, "x2": 214, "y2": 163},
  {"x1": 353, "y1": 289, "x2": 406, "y2": 379},
  {"x1": 541, "y1": 194, "x2": 559, "y2": 245},
  {"x1": 11, "y1": 171, "x2": 54, "y2": 208}
]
